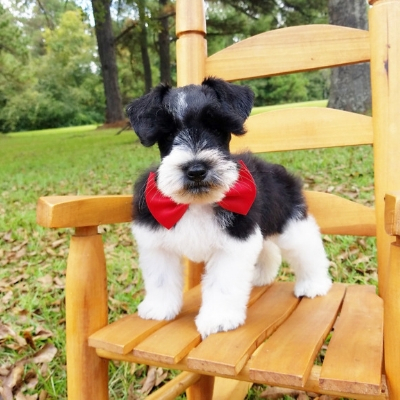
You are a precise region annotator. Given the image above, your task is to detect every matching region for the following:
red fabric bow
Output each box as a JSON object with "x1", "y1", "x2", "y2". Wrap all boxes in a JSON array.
[{"x1": 145, "y1": 160, "x2": 257, "y2": 229}]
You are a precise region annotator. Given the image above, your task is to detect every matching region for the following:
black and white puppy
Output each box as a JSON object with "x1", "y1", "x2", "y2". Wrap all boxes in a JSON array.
[{"x1": 127, "y1": 77, "x2": 332, "y2": 338}]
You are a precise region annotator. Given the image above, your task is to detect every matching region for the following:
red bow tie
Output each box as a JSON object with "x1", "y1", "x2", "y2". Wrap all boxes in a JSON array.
[{"x1": 145, "y1": 160, "x2": 257, "y2": 229}]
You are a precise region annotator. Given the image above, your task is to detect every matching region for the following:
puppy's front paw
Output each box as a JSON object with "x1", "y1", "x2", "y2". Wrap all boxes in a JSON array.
[
  {"x1": 294, "y1": 275, "x2": 332, "y2": 298},
  {"x1": 195, "y1": 307, "x2": 246, "y2": 339},
  {"x1": 138, "y1": 295, "x2": 181, "y2": 321}
]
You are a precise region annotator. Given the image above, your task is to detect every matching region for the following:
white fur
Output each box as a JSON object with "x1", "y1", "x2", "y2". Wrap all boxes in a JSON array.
[
  {"x1": 133, "y1": 204, "x2": 263, "y2": 338},
  {"x1": 271, "y1": 215, "x2": 332, "y2": 298}
]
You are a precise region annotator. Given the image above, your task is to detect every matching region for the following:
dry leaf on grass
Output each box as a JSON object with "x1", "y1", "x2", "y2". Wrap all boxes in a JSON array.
[
  {"x1": 260, "y1": 386, "x2": 303, "y2": 399},
  {"x1": 138, "y1": 366, "x2": 167, "y2": 395},
  {"x1": 0, "y1": 343, "x2": 57, "y2": 398},
  {"x1": 30, "y1": 343, "x2": 57, "y2": 364}
]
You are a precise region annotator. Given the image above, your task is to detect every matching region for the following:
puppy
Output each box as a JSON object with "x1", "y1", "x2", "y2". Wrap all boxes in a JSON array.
[{"x1": 127, "y1": 77, "x2": 332, "y2": 338}]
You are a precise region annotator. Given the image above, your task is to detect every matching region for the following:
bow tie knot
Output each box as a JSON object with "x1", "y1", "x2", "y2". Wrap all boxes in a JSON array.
[{"x1": 145, "y1": 160, "x2": 257, "y2": 229}]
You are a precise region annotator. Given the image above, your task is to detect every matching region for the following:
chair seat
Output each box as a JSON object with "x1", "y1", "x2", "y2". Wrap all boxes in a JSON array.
[{"x1": 89, "y1": 282, "x2": 386, "y2": 399}]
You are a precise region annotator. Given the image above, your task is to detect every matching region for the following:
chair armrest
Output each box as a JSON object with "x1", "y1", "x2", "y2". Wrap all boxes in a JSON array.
[
  {"x1": 36, "y1": 195, "x2": 133, "y2": 228},
  {"x1": 385, "y1": 192, "x2": 400, "y2": 236}
]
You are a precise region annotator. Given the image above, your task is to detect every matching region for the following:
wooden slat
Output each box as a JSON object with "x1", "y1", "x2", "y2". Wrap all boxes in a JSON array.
[
  {"x1": 89, "y1": 285, "x2": 202, "y2": 354},
  {"x1": 132, "y1": 285, "x2": 270, "y2": 364},
  {"x1": 231, "y1": 108, "x2": 373, "y2": 153},
  {"x1": 249, "y1": 284, "x2": 346, "y2": 387},
  {"x1": 133, "y1": 311, "x2": 200, "y2": 364},
  {"x1": 319, "y1": 285, "x2": 383, "y2": 395},
  {"x1": 36, "y1": 192, "x2": 376, "y2": 236},
  {"x1": 304, "y1": 191, "x2": 376, "y2": 236},
  {"x1": 186, "y1": 282, "x2": 299, "y2": 376},
  {"x1": 95, "y1": 350, "x2": 388, "y2": 400},
  {"x1": 36, "y1": 195, "x2": 133, "y2": 228},
  {"x1": 206, "y1": 25, "x2": 370, "y2": 81}
]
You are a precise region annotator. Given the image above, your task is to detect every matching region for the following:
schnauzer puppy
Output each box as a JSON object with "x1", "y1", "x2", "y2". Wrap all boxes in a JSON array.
[{"x1": 127, "y1": 77, "x2": 332, "y2": 339}]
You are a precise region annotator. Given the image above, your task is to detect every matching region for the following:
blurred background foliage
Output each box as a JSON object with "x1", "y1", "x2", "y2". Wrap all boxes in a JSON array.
[{"x1": 0, "y1": 0, "x2": 369, "y2": 133}]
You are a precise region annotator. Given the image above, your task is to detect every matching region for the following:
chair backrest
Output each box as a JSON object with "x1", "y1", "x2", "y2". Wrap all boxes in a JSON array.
[{"x1": 175, "y1": 0, "x2": 400, "y2": 297}]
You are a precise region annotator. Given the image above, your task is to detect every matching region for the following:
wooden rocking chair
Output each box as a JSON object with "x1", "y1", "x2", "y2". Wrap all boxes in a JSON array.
[{"x1": 36, "y1": 0, "x2": 400, "y2": 398}]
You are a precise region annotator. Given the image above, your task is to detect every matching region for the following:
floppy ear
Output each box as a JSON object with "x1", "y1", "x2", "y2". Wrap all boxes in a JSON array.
[
  {"x1": 201, "y1": 77, "x2": 254, "y2": 129},
  {"x1": 126, "y1": 84, "x2": 173, "y2": 147}
]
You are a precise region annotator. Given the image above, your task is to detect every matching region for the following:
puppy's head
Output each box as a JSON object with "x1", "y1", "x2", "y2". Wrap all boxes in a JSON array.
[{"x1": 126, "y1": 77, "x2": 254, "y2": 204}]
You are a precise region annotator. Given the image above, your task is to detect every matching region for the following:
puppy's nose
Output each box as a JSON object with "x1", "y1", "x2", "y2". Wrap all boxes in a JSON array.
[{"x1": 186, "y1": 163, "x2": 207, "y2": 182}]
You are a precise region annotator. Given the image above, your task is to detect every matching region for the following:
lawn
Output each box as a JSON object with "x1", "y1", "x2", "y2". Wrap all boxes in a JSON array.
[{"x1": 0, "y1": 115, "x2": 376, "y2": 399}]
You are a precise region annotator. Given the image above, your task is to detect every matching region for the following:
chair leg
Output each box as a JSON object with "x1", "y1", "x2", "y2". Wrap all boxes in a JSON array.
[
  {"x1": 186, "y1": 375, "x2": 214, "y2": 400},
  {"x1": 65, "y1": 227, "x2": 109, "y2": 400},
  {"x1": 384, "y1": 238, "x2": 400, "y2": 398}
]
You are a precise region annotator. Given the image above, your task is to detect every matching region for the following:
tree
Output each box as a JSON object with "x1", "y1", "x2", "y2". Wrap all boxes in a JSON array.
[
  {"x1": 1, "y1": 9, "x2": 105, "y2": 132},
  {"x1": 137, "y1": 0, "x2": 153, "y2": 92},
  {"x1": 327, "y1": 0, "x2": 371, "y2": 114},
  {"x1": 157, "y1": 0, "x2": 172, "y2": 84},
  {"x1": 91, "y1": 0, "x2": 125, "y2": 123},
  {"x1": 0, "y1": 4, "x2": 31, "y2": 132}
]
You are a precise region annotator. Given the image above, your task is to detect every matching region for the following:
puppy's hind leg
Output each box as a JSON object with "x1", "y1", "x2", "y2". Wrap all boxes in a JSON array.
[
  {"x1": 272, "y1": 215, "x2": 332, "y2": 298},
  {"x1": 252, "y1": 239, "x2": 282, "y2": 287}
]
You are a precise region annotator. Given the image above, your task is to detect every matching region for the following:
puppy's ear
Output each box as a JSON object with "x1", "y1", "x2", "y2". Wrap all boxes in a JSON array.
[
  {"x1": 126, "y1": 84, "x2": 173, "y2": 147},
  {"x1": 202, "y1": 77, "x2": 254, "y2": 127}
]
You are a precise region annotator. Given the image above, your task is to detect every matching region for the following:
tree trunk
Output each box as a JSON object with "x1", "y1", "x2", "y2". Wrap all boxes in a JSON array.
[
  {"x1": 91, "y1": 0, "x2": 125, "y2": 123},
  {"x1": 138, "y1": 0, "x2": 152, "y2": 93},
  {"x1": 327, "y1": 0, "x2": 371, "y2": 114},
  {"x1": 158, "y1": 0, "x2": 171, "y2": 84}
]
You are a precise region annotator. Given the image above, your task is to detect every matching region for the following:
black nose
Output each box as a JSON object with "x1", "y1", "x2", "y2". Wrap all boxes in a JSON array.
[{"x1": 186, "y1": 163, "x2": 207, "y2": 182}]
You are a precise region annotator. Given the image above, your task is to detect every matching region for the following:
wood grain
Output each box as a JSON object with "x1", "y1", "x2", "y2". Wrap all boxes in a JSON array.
[
  {"x1": 36, "y1": 195, "x2": 132, "y2": 228},
  {"x1": 369, "y1": 0, "x2": 400, "y2": 297},
  {"x1": 89, "y1": 285, "x2": 202, "y2": 354},
  {"x1": 384, "y1": 192, "x2": 400, "y2": 236},
  {"x1": 131, "y1": 285, "x2": 269, "y2": 364},
  {"x1": 383, "y1": 239, "x2": 400, "y2": 398},
  {"x1": 304, "y1": 191, "x2": 376, "y2": 236},
  {"x1": 206, "y1": 25, "x2": 370, "y2": 81},
  {"x1": 231, "y1": 108, "x2": 373, "y2": 154},
  {"x1": 66, "y1": 233, "x2": 109, "y2": 400},
  {"x1": 319, "y1": 286, "x2": 383, "y2": 395},
  {"x1": 249, "y1": 284, "x2": 346, "y2": 387},
  {"x1": 186, "y1": 282, "x2": 299, "y2": 376}
]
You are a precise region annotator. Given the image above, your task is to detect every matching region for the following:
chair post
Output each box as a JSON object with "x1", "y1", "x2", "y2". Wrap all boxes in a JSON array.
[
  {"x1": 176, "y1": 0, "x2": 207, "y2": 292},
  {"x1": 370, "y1": 0, "x2": 400, "y2": 397},
  {"x1": 185, "y1": 375, "x2": 215, "y2": 400},
  {"x1": 384, "y1": 237, "x2": 400, "y2": 398},
  {"x1": 65, "y1": 226, "x2": 109, "y2": 400},
  {"x1": 175, "y1": 0, "x2": 206, "y2": 86},
  {"x1": 369, "y1": 0, "x2": 400, "y2": 297}
]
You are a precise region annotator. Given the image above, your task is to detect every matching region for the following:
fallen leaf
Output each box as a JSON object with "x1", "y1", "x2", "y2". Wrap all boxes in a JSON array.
[
  {"x1": 2, "y1": 291, "x2": 13, "y2": 304},
  {"x1": 3, "y1": 363, "x2": 24, "y2": 394},
  {"x1": 139, "y1": 366, "x2": 157, "y2": 395},
  {"x1": 260, "y1": 386, "x2": 303, "y2": 399},
  {"x1": 37, "y1": 275, "x2": 53, "y2": 286},
  {"x1": 23, "y1": 331, "x2": 36, "y2": 349},
  {"x1": 30, "y1": 343, "x2": 57, "y2": 364},
  {"x1": 51, "y1": 238, "x2": 67, "y2": 248}
]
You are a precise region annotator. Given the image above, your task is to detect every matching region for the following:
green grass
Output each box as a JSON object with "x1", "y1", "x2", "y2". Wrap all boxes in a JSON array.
[
  {"x1": 251, "y1": 99, "x2": 328, "y2": 115},
  {"x1": 0, "y1": 115, "x2": 376, "y2": 399}
]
